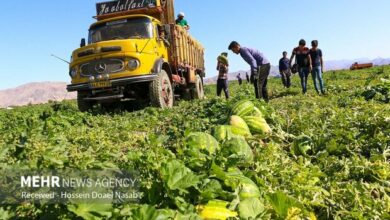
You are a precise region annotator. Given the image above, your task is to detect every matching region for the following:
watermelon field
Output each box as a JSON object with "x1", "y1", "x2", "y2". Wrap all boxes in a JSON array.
[{"x1": 0, "y1": 66, "x2": 389, "y2": 219}]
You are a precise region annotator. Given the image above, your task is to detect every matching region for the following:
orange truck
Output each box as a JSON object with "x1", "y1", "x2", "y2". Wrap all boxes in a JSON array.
[
  {"x1": 350, "y1": 62, "x2": 373, "y2": 70},
  {"x1": 67, "y1": 0, "x2": 205, "y2": 111}
]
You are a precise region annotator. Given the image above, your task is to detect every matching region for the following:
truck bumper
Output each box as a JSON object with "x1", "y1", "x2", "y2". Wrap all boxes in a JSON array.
[{"x1": 67, "y1": 74, "x2": 157, "y2": 92}]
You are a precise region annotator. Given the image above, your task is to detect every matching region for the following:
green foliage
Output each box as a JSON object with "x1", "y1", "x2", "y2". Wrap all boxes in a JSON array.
[
  {"x1": 67, "y1": 203, "x2": 113, "y2": 220},
  {"x1": 266, "y1": 191, "x2": 303, "y2": 219},
  {"x1": 238, "y1": 198, "x2": 265, "y2": 219},
  {"x1": 160, "y1": 160, "x2": 200, "y2": 193},
  {"x1": 0, "y1": 66, "x2": 389, "y2": 219}
]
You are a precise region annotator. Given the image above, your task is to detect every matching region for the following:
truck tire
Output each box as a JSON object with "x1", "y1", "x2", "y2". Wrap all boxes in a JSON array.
[
  {"x1": 149, "y1": 70, "x2": 174, "y2": 108},
  {"x1": 77, "y1": 92, "x2": 93, "y2": 112},
  {"x1": 191, "y1": 75, "x2": 204, "y2": 99}
]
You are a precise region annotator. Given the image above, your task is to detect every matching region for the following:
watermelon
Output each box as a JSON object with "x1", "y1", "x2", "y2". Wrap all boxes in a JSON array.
[
  {"x1": 185, "y1": 132, "x2": 220, "y2": 169},
  {"x1": 217, "y1": 55, "x2": 229, "y2": 66},
  {"x1": 242, "y1": 116, "x2": 271, "y2": 134},
  {"x1": 231, "y1": 126, "x2": 252, "y2": 138},
  {"x1": 238, "y1": 181, "x2": 261, "y2": 200},
  {"x1": 229, "y1": 115, "x2": 251, "y2": 135},
  {"x1": 252, "y1": 107, "x2": 264, "y2": 118},
  {"x1": 223, "y1": 168, "x2": 260, "y2": 199},
  {"x1": 231, "y1": 100, "x2": 255, "y2": 117},
  {"x1": 186, "y1": 132, "x2": 220, "y2": 155},
  {"x1": 222, "y1": 137, "x2": 254, "y2": 166},
  {"x1": 213, "y1": 125, "x2": 250, "y2": 142},
  {"x1": 213, "y1": 125, "x2": 229, "y2": 142}
]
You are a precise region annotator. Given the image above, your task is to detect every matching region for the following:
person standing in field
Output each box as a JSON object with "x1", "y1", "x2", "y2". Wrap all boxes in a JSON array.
[
  {"x1": 228, "y1": 41, "x2": 271, "y2": 101},
  {"x1": 309, "y1": 40, "x2": 325, "y2": 94},
  {"x1": 176, "y1": 12, "x2": 190, "y2": 30},
  {"x1": 237, "y1": 73, "x2": 243, "y2": 85},
  {"x1": 216, "y1": 52, "x2": 230, "y2": 99},
  {"x1": 246, "y1": 72, "x2": 250, "y2": 83},
  {"x1": 279, "y1": 51, "x2": 291, "y2": 88},
  {"x1": 290, "y1": 39, "x2": 312, "y2": 94}
]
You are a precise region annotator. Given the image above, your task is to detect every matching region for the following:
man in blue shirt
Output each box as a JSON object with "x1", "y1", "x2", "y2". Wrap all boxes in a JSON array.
[
  {"x1": 310, "y1": 40, "x2": 325, "y2": 94},
  {"x1": 279, "y1": 51, "x2": 291, "y2": 88},
  {"x1": 228, "y1": 41, "x2": 271, "y2": 101}
]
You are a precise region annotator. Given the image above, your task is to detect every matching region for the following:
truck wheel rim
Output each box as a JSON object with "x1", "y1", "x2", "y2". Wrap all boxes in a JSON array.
[{"x1": 161, "y1": 78, "x2": 171, "y2": 105}]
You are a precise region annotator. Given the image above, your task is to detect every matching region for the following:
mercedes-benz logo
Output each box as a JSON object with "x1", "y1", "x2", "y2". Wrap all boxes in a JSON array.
[{"x1": 95, "y1": 62, "x2": 107, "y2": 74}]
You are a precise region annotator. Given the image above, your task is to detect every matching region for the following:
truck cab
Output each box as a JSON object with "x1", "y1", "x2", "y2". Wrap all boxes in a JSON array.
[{"x1": 67, "y1": 0, "x2": 205, "y2": 111}]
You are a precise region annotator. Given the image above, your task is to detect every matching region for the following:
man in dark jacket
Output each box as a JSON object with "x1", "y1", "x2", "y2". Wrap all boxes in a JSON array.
[
  {"x1": 279, "y1": 51, "x2": 291, "y2": 88},
  {"x1": 237, "y1": 73, "x2": 243, "y2": 85},
  {"x1": 290, "y1": 39, "x2": 312, "y2": 94},
  {"x1": 228, "y1": 41, "x2": 271, "y2": 101}
]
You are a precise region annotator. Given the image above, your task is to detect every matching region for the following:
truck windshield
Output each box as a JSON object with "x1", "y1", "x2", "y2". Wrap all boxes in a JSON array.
[{"x1": 89, "y1": 17, "x2": 153, "y2": 43}]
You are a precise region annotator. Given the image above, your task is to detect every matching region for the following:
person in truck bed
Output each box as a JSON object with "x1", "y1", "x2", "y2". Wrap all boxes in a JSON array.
[
  {"x1": 176, "y1": 12, "x2": 190, "y2": 30},
  {"x1": 216, "y1": 52, "x2": 230, "y2": 99}
]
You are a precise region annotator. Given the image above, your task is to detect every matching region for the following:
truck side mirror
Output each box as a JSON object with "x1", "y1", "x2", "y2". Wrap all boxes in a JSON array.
[{"x1": 80, "y1": 38, "x2": 86, "y2": 47}]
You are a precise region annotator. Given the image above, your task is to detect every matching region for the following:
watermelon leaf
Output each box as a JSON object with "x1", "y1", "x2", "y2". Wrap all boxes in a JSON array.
[
  {"x1": 161, "y1": 160, "x2": 200, "y2": 193},
  {"x1": 238, "y1": 198, "x2": 265, "y2": 219}
]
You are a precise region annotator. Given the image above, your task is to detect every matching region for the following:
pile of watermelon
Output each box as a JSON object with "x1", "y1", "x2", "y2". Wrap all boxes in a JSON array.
[{"x1": 183, "y1": 100, "x2": 274, "y2": 219}]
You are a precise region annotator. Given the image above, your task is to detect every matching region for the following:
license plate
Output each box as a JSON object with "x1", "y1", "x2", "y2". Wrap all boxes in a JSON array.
[{"x1": 89, "y1": 81, "x2": 112, "y2": 89}]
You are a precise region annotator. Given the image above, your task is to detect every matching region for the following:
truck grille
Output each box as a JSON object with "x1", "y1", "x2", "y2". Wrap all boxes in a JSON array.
[{"x1": 80, "y1": 58, "x2": 124, "y2": 76}]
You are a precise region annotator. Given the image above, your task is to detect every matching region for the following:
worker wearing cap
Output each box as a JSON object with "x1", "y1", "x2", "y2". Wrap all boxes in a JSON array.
[{"x1": 176, "y1": 12, "x2": 190, "y2": 30}]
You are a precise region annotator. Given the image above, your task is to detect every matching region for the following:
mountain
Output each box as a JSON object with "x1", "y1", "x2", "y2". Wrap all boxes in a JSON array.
[
  {"x1": 325, "y1": 57, "x2": 390, "y2": 71},
  {"x1": 205, "y1": 58, "x2": 390, "y2": 84},
  {"x1": 0, "y1": 82, "x2": 76, "y2": 108}
]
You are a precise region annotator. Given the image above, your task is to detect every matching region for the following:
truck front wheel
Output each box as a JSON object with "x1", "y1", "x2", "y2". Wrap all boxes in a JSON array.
[
  {"x1": 149, "y1": 70, "x2": 174, "y2": 108},
  {"x1": 77, "y1": 92, "x2": 94, "y2": 112},
  {"x1": 191, "y1": 75, "x2": 204, "y2": 99}
]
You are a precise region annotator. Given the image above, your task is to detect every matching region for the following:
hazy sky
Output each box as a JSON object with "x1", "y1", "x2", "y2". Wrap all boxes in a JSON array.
[{"x1": 1, "y1": 0, "x2": 389, "y2": 89}]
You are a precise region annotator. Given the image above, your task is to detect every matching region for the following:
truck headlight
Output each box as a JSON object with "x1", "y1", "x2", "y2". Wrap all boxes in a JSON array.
[
  {"x1": 69, "y1": 68, "x2": 77, "y2": 78},
  {"x1": 128, "y1": 59, "x2": 140, "y2": 71}
]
